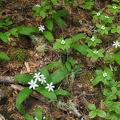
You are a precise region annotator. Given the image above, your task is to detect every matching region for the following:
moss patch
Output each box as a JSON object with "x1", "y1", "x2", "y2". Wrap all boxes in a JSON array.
[{"x1": 10, "y1": 48, "x2": 28, "y2": 63}]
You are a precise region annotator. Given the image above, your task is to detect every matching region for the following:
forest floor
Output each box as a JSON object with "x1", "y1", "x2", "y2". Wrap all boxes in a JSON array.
[{"x1": 0, "y1": 0, "x2": 120, "y2": 120}]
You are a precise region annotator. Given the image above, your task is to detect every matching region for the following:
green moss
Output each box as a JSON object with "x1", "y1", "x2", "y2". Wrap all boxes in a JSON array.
[{"x1": 10, "y1": 48, "x2": 28, "y2": 63}]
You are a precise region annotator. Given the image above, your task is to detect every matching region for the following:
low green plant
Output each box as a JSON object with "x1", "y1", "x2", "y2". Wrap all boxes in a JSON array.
[{"x1": 88, "y1": 104, "x2": 106, "y2": 118}]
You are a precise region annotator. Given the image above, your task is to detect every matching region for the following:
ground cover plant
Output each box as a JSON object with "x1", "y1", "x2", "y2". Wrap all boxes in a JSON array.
[{"x1": 0, "y1": 0, "x2": 120, "y2": 120}]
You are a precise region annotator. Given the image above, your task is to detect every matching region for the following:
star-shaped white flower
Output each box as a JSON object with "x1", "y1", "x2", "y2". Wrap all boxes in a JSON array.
[
  {"x1": 113, "y1": 6, "x2": 117, "y2": 9},
  {"x1": 97, "y1": 12, "x2": 100, "y2": 16},
  {"x1": 113, "y1": 40, "x2": 120, "y2": 48},
  {"x1": 39, "y1": 74, "x2": 46, "y2": 84},
  {"x1": 28, "y1": 80, "x2": 38, "y2": 89},
  {"x1": 38, "y1": 25, "x2": 45, "y2": 32},
  {"x1": 33, "y1": 72, "x2": 41, "y2": 81},
  {"x1": 103, "y1": 73, "x2": 107, "y2": 77},
  {"x1": 105, "y1": 16, "x2": 109, "y2": 18},
  {"x1": 61, "y1": 40, "x2": 66, "y2": 45},
  {"x1": 93, "y1": 50, "x2": 98, "y2": 54},
  {"x1": 91, "y1": 36, "x2": 95, "y2": 41},
  {"x1": 35, "y1": 4, "x2": 41, "y2": 7},
  {"x1": 45, "y1": 82, "x2": 55, "y2": 92},
  {"x1": 101, "y1": 26, "x2": 105, "y2": 30}
]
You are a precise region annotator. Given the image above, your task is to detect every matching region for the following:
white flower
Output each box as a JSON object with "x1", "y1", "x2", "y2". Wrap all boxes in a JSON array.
[
  {"x1": 33, "y1": 72, "x2": 41, "y2": 81},
  {"x1": 61, "y1": 40, "x2": 66, "y2": 45},
  {"x1": 35, "y1": 117, "x2": 38, "y2": 120},
  {"x1": 35, "y1": 4, "x2": 41, "y2": 7},
  {"x1": 45, "y1": 82, "x2": 55, "y2": 92},
  {"x1": 105, "y1": 16, "x2": 109, "y2": 18},
  {"x1": 101, "y1": 26, "x2": 105, "y2": 30},
  {"x1": 91, "y1": 36, "x2": 95, "y2": 41},
  {"x1": 28, "y1": 80, "x2": 38, "y2": 89},
  {"x1": 38, "y1": 25, "x2": 45, "y2": 32},
  {"x1": 113, "y1": 6, "x2": 117, "y2": 9},
  {"x1": 97, "y1": 12, "x2": 100, "y2": 16},
  {"x1": 39, "y1": 74, "x2": 46, "y2": 84},
  {"x1": 103, "y1": 73, "x2": 107, "y2": 77},
  {"x1": 93, "y1": 50, "x2": 98, "y2": 54},
  {"x1": 113, "y1": 40, "x2": 120, "y2": 48}
]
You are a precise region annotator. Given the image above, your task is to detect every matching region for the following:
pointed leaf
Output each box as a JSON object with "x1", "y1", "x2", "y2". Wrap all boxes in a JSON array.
[
  {"x1": 0, "y1": 52, "x2": 10, "y2": 60},
  {"x1": 14, "y1": 74, "x2": 32, "y2": 83},
  {"x1": 55, "y1": 89, "x2": 70, "y2": 96},
  {"x1": 25, "y1": 114, "x2": 34, "y2": 120},
  {"x1": 98, "y1": 110, "x2": 106, "y2": 118},
  {"x1": 46, "y1": 19, "x2": 53, "y2": 31},
  {"x1": 51, "y1": 67, "x2": 69, "y2": 84},
  {"x1": 35, "y1": 107, "x2": 42, "y2": 120},
  {"x1": 43, "y1": 31, "x2": 54, "y2": 42},
  {"x1": 71, "y1": 44, "x2": 89, "y2": 55},
  {"x1": 16, "y1": 87, "x2": 32, "y2": 114}
]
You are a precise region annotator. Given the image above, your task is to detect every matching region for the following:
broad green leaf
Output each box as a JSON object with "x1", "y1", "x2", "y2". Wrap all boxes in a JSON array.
[
  {"x1": 35, "y1": 107, "x2": 42, "y2": 120},
  {"x1": 88, "y1": 104, "x2": 96, "y2": 110},
  {"x1": 9, "y1": 28, "x2": 18, "y2": 37},
  {"x1": 71, "y1": 44, "x2": 89, "y2": 55},
  {"x1": 65, "y1": 62, "x2": 71, "y2": 71},
  {"x1": 71, "y1": 33, "x2": 85, "y2": 43},
  {"x1": 98, "y1": 110, "x2": 106, "y2": 118},
  {"x1": 17, "y1": 26, "x2": 38, "y2": 35},
  {"x1": 55, "y1": 89, "x2": 70, "y2": 96},
  {"x1": 36, "y1": 87, "x2": 57, "y2": 100},
  {"x1": 46, "y1": 62, "x2": 62, "y2": 70},
  {"x1": 54, "y1": 9, "x2": 68, "y2": 17},
  {"x1": 25, "y1": 114, "x2": 34, "y2": 120},
  {"x1": 16, "y1": 87, "x2": 32, "y2": 114},
  {"x1": 0, "y1": 32, "x2": 8, "y2": 42},
  {"x1": 51, "y1": 0, "x2": 57, "y2": 5},
  {"x1": 89, "y1": 111, "x2": 97, "y2": 118},
  {"x1": 14, "y1": 74, "x2": 32, "y2": 83},
  {"x1": 92, "y1": 75, "x2": 103, "y2": 86},
  {"x1": 114, "y1": 52, "x2": 120, "y2": 65},
  {"x1": 40, "y1": 68, "x2": 51, "y2": 83},
  {"x1": 43, "y1": 31, "x2": 54, "y2": 42},
  {"x1": 46, "y1": 19, "x2": 53, "y2": 31},
  {"x1": 51, "y1": 67, "x2": 69, "y2": 84},
  {"x1": 0, "y1": 52, "x2": 10, "y2": 60},
  {"x1": 54, "y1": 17, "x2": 65, "y2": 26},
  {"x1": 68, "y1": 57, "x2": 75, "y2": 67},
  {"x1": 40, "y1": 10, "x2": 46, "y2": 18}
]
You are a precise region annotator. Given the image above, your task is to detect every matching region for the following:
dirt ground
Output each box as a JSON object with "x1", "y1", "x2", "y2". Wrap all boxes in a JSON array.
[{"x1": 0, "y1": 0, "x2": 120, "y2": 120}]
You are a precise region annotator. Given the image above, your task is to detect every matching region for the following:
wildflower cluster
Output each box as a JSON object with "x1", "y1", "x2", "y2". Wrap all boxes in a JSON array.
[{"x1": 28, "y1": 72, "x2": 55, "y2": 92}]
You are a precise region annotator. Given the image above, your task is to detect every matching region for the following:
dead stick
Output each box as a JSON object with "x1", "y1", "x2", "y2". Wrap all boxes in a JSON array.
[{"x1": 0, "y1": 76, "x2": 17, "y2": 83}]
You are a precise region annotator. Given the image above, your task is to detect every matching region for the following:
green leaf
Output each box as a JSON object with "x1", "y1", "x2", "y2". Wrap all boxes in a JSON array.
[
  {"x1": 16, "y1": 87, "x2": 32, "y2": 114},
  {"x1": 54, "y1": 9, "x2": 68, "y2": 17},
  {"x1": 98, "y1": 110, "x2": 106, "y2": 118},
  {"x1": 89, "y1": 111, "x2": 97, "y2": 118},
  {"x1": 71, "y1": 33, "x2": 85, "y2": 43},
  {"x1": 88, "y1": 104, "x2": 96, "y2": 110},
  {"x1": 55, "y1": 89, "x2": 70, "y2": 96},
  {"x1": 54, "y1": 17, "x2": 65, "y2": 26},
  {"x1": 40, "y1": 10, "x2": 46, "y2": 18},
  {"x1": 9, "y1": 28, "x2": 18, "y2": 37},
  {"x1": 71, "y1": 44, "x2": 89, "y2": 55},
  {"x1": 43, "y1": 31, "x2": 54, "y2": 42},
  {"x1": 65, "y1": 61, "x2": 71, "y2": 71},
  {"x1": 14, "y1": 74, "x2": 33, "y2": 83},
  {"x1": 68, "y1": 57, "x2": 75, "y2": 67},
  {"x1": 46, "y1": 62, "x2": 62, "y2": 70},
  {"x1": 0, "y1": 52, "x2": 10, "y2": 60},
  {"x1": 35, "y1": 107, "x2": 42, "y2": 120},
  {"x1": 36, "y1": 87, "x2": 57, "y2": 100},
  {"x1": 40, "y1": 68, "x2": 51, "y2": 83},
  {"x1": 25, "y1": 114, "x2": 34, "y2": 120},
  {"x1": 17, "y1": 26, "x2": 38, "y2": 35},
  {"x1": 0, "y1": 32, "x2": 8, "y2": 42},
  {"x1": 51, "y1": 67, "x2": 69, "y2": 84},
  {"x1": 114, "y1": 52, "x2": 120, "y2": 65},
  {"x1": 46, "y1": 19, "x2": 53, "y2": 31}
]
